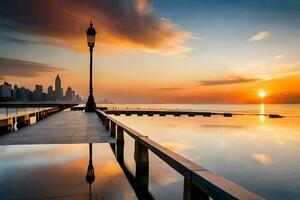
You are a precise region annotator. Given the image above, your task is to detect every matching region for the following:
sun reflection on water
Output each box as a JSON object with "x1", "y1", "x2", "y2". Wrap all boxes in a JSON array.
[{"x1": 259, "y1": 103, "x2": 265, "y2": 122}]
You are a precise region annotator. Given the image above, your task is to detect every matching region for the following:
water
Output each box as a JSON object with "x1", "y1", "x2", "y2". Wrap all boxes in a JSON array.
[
  {"x1": 1, "y1": 104, "x2": 299, "y2": 199},
  {"x1": 100, "y1": 103, "x2": 300, "y2": 117},
  {"x1": 106, "y1": 104, "x2": 300, "y2": 200},
  {"x1": 0, "y1": 144, "x2": 137, "y2": 199},
  {"x1": 0, "y1": 143, "x2": 184, "y2": 199}
]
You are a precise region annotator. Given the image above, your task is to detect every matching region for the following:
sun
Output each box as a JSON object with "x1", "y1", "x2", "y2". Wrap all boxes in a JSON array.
[{"x1": 258, "y1": 90, "x2": 266, "y2": 98}]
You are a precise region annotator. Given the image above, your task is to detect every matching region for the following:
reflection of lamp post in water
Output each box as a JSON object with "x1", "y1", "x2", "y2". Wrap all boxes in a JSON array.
[{"x1": 86, "y1": 143, "x2": 95, "y2": 197}]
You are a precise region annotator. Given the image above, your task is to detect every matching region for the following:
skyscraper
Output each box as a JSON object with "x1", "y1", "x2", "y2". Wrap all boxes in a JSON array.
[
  {"x1": 65, "y1": 87, "x2": 73, "y2": 101},
  {"x1": 55, "y1": 74, "x2": 62, "y2": 100},
  {"x1": 48, "y1": 85, "x2": 54, "y2": 100},
  {"x1": 33, "y1": 85, "x2": 43, "y2": 101},
  {"x1": 0, "y1": 82, "x2": 12, "y2": 101}
]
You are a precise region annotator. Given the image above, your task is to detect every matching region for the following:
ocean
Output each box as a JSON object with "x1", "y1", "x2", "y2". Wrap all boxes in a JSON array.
[
  {"x1": 104, "y1": 104, "x2": 300, "y2": 199},
  {"x1": 1, "y1": 103, "x2": 299, "y2": 199}
]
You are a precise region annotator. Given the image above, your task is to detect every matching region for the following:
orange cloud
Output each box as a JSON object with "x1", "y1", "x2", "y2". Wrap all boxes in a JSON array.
[
  {"x1": 198, "y1": 76, "x2": 260, "y2": 86},
  {"x1": 0, "y1": 0, "x2": 190, "y2": 54},
  {"x1": 94, "y1": 71, "x2": 300, "y2": 104}
]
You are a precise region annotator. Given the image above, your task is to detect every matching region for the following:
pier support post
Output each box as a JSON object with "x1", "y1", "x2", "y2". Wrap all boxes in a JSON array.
[
  {"x1": 116, "y1": 142, "x2": 124, "y2": 164},
  {"x1": 134, "y1": 138, "x2": 149, "y2": 164},
  {"x1": 116, "y1": 126, "x2": 124, "y2": 144},
  {"x1": 0, "y1": 117, "x2": 14, "y2": 134},
  {"x1": 105, "y1": 118, "x2": 109, "y2": 130},
  {"x1": 110, "y1": 122, "x2": 116, "y2": 137},
  {"x1": 134, "y1": 138, "x2": 149, "y2": 195},
  {"x1": 36, "y1": 112, "x2": 40, "y2": 122},
  {"x1": 100, "y1": 114, "x2": 104, "y2": 123},
  {"x1": 16, "y1": 115, "x2": 30, "y2": 129},
  {"x1": 183, "y1": 177, "x2": 209, "y2": 200}
]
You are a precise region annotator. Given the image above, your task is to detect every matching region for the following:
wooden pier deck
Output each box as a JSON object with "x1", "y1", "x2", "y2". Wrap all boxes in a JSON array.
[{"x1": 0, "y1": 110, "x2": 114, "y2": 145}]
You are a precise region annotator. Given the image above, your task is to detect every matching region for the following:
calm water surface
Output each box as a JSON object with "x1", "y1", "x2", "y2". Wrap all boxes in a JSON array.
[
  {"x1": 108, "y1": 104, "x2": 300, "y2": 200},
  {"x1": 101, "y1": 103, "x2": 300, "y2": 117},
  {"x1": 0, "y1": 143, "x2": 186, "y2": 199},
  {"x1": 1, "y1": 104, "x2": 299, "y2": 199}
]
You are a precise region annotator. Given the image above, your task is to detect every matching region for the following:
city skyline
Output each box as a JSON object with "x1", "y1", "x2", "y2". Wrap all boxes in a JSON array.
[
  {"x1": 0, "y1": 0, "x2": 299, "y2": 103},
  {"x1": 0, "y1": 74, "x2": 83, "y2": 102}
]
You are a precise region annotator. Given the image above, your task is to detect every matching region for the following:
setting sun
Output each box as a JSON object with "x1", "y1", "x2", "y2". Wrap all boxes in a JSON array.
[{"x1": 258, "y1": 90, "x2": 266, "y2": 98}]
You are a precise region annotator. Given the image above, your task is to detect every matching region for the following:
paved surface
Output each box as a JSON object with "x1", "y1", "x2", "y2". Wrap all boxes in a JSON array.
[{"x1": 0, "y1": 111, "x2": 115, "y2": 145}]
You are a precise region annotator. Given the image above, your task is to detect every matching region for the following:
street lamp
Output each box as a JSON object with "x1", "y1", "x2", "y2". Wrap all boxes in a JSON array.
[{"x1": 85, "y1": 22, "x2": 97, "y2": 112}]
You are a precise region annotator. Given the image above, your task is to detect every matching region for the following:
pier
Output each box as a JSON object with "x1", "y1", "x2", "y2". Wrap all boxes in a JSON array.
[
  {"x1": 71, "y1": 105, "x2": 284, "y2": 118},
  {"x1": 0, "y1": 110, "x2": 114, "y2": 145},
  {"x1": 0, "y1": 106, "x2": 68, "y2": 134},
  {"x1": 0, "y1": 106, "x2": 265, "y2": 199}
]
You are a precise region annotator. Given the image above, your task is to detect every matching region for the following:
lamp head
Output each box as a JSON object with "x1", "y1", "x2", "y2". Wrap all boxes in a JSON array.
[{"x1": 86, "y1": 22, "x2": 97, "y2": 48}]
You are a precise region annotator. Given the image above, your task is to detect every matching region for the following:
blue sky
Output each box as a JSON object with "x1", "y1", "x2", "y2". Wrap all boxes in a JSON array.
[{"x1": 0, "y1": 0, "x2": 299, "y2": 103}]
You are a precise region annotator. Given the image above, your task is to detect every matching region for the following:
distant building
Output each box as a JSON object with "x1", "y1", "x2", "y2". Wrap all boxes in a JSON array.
[
  {"x1": 98, "y1": 99, "x2": 113, "y2": 104},
  {"x1": 71, "y1": 90, "x2": 75, "y2": 101},
  {"x1": 12, "y1": 85, "x2": 18, "y2": 100},
  {"x1": 47, "y1": 85, "x2": 54, "y2": 100},
  {"x1": 61, "y1": 88, "x2": 64, "y2": 100},
  {"x1": 33, "y1": 85, "x2": 43, "y2": 101},
  {"x1": 76, "y1": 95, "x2": 82, "y2": 103},
  {"x1": 16, "y1": 87, "x2": 29, "y2": 101},
  {"x1": 55, "y1": 74, "x2": 62, "y2": 100},
  {"x1": 0, "y1": 82, "x2": 12, "y2": 101},
  {"x1": 25, "y1": 88, "x2": 33, "y2": 101},
  {"x1": 65, "y1": 87, "x2": 73, "y2": 101},
  {"x1": 65, "y1": 87, "x2": 76, "y2": 102},
  {"x1": 1, "y1": 75, "x2": 83, "y2": 102},
  {"x1": 42, "y1": 92, "x2": 48, "y2": 101}
]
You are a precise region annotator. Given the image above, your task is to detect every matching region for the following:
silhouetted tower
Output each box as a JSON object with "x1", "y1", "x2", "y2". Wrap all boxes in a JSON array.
[{"x1": 55, "y1": 74, "x2": 62, "y2": 100}]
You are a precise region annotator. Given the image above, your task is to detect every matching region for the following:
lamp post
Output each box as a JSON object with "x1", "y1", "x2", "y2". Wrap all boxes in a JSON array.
[{"x1": 85, "y1": 22, "x2": 97, "y2": 112}]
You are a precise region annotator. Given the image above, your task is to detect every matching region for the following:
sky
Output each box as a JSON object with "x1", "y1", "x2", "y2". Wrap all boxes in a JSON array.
[{"x1": 0, "y1": 0, "x2": 299, "y2": 103}]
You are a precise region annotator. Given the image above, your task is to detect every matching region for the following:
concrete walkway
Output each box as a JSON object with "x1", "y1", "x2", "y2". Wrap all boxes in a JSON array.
[{"x1": 0, "y1": 110, "x2": 115, "y2": 145}]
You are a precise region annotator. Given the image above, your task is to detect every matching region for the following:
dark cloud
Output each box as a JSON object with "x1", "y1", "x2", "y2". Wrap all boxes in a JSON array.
[
  {"x1": 0, "y1": 57, "x2": 65, "y2": 79},
  {"x1": 1, "y1": 36, "x2": 69, "y2": 48},
  {"x1": 198, "y1": 76, "x2": 259, "y2": 86},
  {"x1": 1, "y1": 37, "x2": 35, "y2": 45},
  {"x1": 153, "y1": 87, "x2": 184, "y2": 91},
  {"x1": 0, "y1": 0, "x2": 189, "y2": 54}
]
